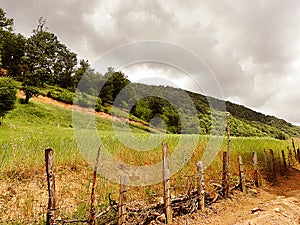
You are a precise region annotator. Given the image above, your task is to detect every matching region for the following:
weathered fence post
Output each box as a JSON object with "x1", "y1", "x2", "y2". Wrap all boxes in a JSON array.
[
  {"x1": 45, "y1": 148, "x2": 56, "y2": 225},
  {"x1": 222, "y1": 151, "x2": 229, "y2": 197},
  {"x1": 238, "y1": 156, "x2": 246, "y2": 194},
  {"x1": 226, "y1": 113, "x2": 231, "y2": 185},
  {"x1": 287, "y1": 146, "x2": 293, "y2": 168},
  {"x1": 197, "y1": 161, "x2": 205, "y2": 211},
  {"x1": 292, "y1": 139, "x2": 297, "y2": 159},
  {"x1": 118, "y1": 175, "x2": 128, "y2": 225},
  {"x1": 252, "y1": 152, "x2": 259, "y2": 187},
  {"x1": 281, "y1": 150, "x2": 287, "y2": 176},
  {"x1": 269, "y1": 149, "x2": 276, "y2": 181},
  {"x1": 277, "y1": 152, "x2": 284, "y2": 176},
  {"x1": 162, "y1": 142, "x2": 172, "y2": 224},
  {"x1": 90, "y1": 147, "x2": 101, "y2": 225},
  {"x1": 221, "y1": 113, "x2": 231, "y2": 197}
]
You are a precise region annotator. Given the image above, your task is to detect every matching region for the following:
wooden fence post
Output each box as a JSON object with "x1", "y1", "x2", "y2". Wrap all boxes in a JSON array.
[
  {"x1": 90, "y1": 147, "x2": 101, "y2": 225},
  {"x1": 277, "y1": 152, "x2": 284, "y2": 176},
  {"x1": 287, "y1": 146, "x2": 293, "y2": 168},
  {"x1": 222, "y1": 151, "x2": 229, "y2": 197},
  {"x1": 45, "y1": 148, "x2": 56, "y2": 225},
  {"x1": 281, "y1": 150, "x2": 287, "y2": 176},
  {"x1": 292, "y1": 139, "x2": 297, "y2": 159},
  {"x1": 162, "y1": 142, "x2": 172, "y2": 224},
  {"x1": 197, "y1": 161, "x2": 205, "y2": 211},
  {"x1": 118, "y1": 175, "x2": 128, "y2": 225},
  {"x1": 269, "y1": 149, "x2": 276, "y2": 181},
  {"x1": 252, "y1": 152, "x2": 259, "y2": 187},
  {"x1": 226, "y1": 113, "x2": 231, "y2": 185},
  {"x1": 238, "y1": 156, "x2": 246, "y2": 194}
]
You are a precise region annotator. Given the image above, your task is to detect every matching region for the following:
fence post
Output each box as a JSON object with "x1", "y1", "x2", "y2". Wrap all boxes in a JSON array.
[
  {"x1": 269, "y1": 149, "x2": 276, "y2": 181},
  {"x1": 118, "y1": 175, "x2": 128, "y2": 225},
  {"x1": 277, "y1": 152, "x2": 284, "y2": 176},
  {"x1": 287, "y1": 146, "x2": 293, "y2": 168},
  {"x1": 90, "y1": 147, "x2": 101, "y2": 225},
  {"x1": 238, "y1": 155, "x2": 246, "y2": 194},
  {"x1": 252, "y1": 152, "x2": 259, "y2": 187},
  {"x1": 292, "y1": 139, "x2": 297, "y2": 159},
  {"x1": 197, "y1": 161, "x2": 205, "y2": 211},
  {"x1": 45, "y1": 148, "x2": 56, "y2": 225},
  {"x1": 226, "y1": 113, "x2": 231, "y2": 186},
  {"x1": 162, "y1": 142, "x2": 172, "y2": 224},
  {"x1": 281, "y1": 150, "x2": 287, "y2": 176},
  {"x1": 297, "y1": 149, "x2": 300, "y2": 163},
  {"x1": 222, "y1": 151, "x2": 229, "y2": 197}
]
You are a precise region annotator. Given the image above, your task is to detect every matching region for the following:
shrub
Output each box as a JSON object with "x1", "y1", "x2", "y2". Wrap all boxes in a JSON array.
[{"x1": 47, "y1": 87, "x2": 74, "y2": 104}]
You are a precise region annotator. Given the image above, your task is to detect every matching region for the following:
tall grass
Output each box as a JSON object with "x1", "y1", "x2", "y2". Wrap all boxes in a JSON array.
[{"x1": 0, "y1": 99, "x2": 299, "y2": 224}]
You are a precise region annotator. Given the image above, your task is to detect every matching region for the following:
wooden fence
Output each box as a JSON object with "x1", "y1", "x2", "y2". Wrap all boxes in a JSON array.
[{"x1": 44, "y1": 137, "x2": 300, "y2": 225}]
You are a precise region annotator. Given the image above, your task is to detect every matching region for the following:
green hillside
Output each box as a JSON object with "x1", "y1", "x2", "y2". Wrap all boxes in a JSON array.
[
  {"x1": 2, "y1": 99, "x2": 150, "y2": 135},
  {"x1": 131, "y1": 83, "x2": 300, "y2": 139}
]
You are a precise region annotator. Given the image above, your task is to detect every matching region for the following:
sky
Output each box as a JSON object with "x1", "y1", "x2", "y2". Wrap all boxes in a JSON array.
[{"x1": 1, "y1": 0, "x2": 300, "y2": 125}]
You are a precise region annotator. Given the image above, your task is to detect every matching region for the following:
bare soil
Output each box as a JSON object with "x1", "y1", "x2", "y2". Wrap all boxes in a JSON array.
[{"x1": 174, "y1": 166, "x2": 300, "y2": 225}]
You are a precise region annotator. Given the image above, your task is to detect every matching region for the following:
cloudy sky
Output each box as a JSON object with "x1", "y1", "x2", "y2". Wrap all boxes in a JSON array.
[{"x1": 1, "y1": 0, "x2": 300, "y2": 125}]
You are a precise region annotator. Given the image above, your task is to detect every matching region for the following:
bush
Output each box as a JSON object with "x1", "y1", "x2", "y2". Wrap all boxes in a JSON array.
[
  {"x1": 95, "y1": 98, "x2": 103, "y2": 112},
  {"x1": 276, "y1": 131, "x2": 288, "y2": 140},
  {"x1": 47, "y1": 87, "x2": 74, "y2": 104}
]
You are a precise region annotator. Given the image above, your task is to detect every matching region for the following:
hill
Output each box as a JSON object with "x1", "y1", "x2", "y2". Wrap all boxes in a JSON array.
[
  {"x1": 131, "y1": 83, "x2": 300, "y2": 139},
  {"x1": 3, "y1": 95, "x2": 152, "y2": 136},
  {"x1": 2, "y1": 81, "x2": 299, "y2": 140}
]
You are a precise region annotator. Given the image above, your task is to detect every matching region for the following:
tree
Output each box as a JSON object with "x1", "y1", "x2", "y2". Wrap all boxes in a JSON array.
[
  {"x1": 0, "y1": 8, "x2": 14, "y2": 67},
  {"x1": 0, "y1": 77, "x2": 17, "y2": 124},
  {"x1": 22, "y1": 17, "x2": 77, "y2": 88},
  {"x1": 0, "y1": 8, "x2": 13, "y2": 31},
  {"x1": 99, "y1": 68, "x2": 130, "y2": 105},
  {"x1": 21, "y1": 85, "x2": 39, "y2": 104},
  {"x1": 1, "y1": 31, "x2": 26, "y2": 79},
  {"x1": 73, "y1": 59, "x2": 90, "y2": 89},
  {"x1": 52, "y1": 42, "x2": 77, "y2": 88},
  {"x1": 74, "y1": 60, "x2": 104, "y2": 95}
]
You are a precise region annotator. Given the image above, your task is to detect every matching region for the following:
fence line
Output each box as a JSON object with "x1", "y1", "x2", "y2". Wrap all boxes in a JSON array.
[{"x1": 44, "y1": 138, "x2": 300, "y2": 224}]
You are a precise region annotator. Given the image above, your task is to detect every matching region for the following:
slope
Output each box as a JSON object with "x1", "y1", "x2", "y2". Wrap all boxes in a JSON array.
[{"x1": 132, "y1": 83, "x2": 300, "y2": 139}]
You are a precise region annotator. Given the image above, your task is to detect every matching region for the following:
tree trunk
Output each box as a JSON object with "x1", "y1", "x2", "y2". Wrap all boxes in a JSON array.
[{"x1": 25, "y1": 94, "x2": 30, "y2": 104}]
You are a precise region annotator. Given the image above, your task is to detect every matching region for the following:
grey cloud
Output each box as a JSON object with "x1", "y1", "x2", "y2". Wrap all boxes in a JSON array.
[{"x1": 110, "y1": 0, "x2": 177, "y2": 39}]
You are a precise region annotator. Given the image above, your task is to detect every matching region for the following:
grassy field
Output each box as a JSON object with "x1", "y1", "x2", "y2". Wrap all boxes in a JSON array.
[{"x1": 0, "y1": 99, "x2": 299, "y2": 224}]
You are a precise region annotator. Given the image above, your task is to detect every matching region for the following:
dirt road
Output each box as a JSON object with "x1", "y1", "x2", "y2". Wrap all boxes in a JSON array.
[{"x1": 174, "y1": 166, "x2": 300, "y2": 225}]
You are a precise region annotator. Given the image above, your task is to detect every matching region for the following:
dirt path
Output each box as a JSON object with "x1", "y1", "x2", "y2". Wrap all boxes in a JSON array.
[{"x1": 174, "y1": 166, "x2": 300, "y2": 225}]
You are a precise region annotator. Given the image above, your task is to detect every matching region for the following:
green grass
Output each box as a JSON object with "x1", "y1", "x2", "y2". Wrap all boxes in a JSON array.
[
  {"x1": 0, "y1": 99, "x2": 151, "y2": 172},
  {"x1": 1, "y1": 98, "x2": 296, "y2": 177},
  {"x1": 0, "y1": 98, "x2": 299, "y2": 224}
]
